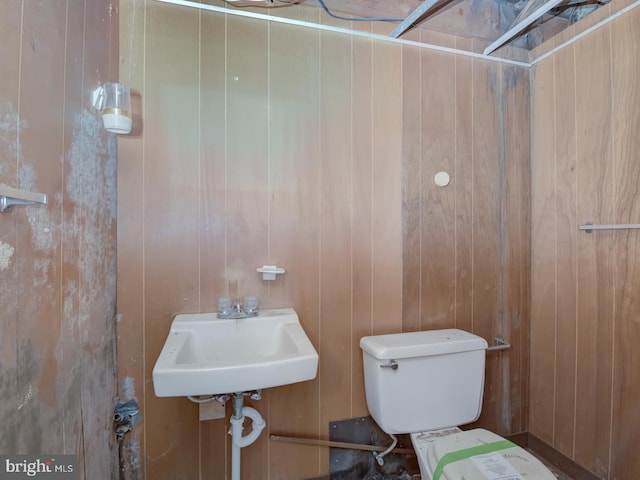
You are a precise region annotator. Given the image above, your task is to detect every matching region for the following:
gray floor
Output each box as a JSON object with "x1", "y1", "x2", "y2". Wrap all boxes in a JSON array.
[
  {"x1": 527, "y1": 448, "x2": 574, "y2": 480},
  {"x1": 313, "y1": 417, "x2": 580, "y2": 480}
]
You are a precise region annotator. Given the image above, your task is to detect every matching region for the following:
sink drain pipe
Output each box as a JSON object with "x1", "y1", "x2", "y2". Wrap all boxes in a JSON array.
[{"x1": 230, "y1": 393, "x2": 266, "y2": 480}]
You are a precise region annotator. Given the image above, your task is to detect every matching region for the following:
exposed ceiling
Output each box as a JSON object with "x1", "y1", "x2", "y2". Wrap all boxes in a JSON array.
[
  {"x1": 317, "y1": 0, "x2": 608, "y2": 52},
  {"x1": 218, "y1": 0, "x2": 610, "y2": 56}
]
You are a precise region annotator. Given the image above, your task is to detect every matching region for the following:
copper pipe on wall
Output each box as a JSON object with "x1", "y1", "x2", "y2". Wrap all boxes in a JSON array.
[{"x1": 269, "y1": 434, "x2": 415, "y2": 455}]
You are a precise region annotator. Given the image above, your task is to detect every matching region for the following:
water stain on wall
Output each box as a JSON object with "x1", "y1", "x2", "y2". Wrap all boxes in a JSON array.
[
  {"x1": 0, "y1": 103, "x2": 118, "y2": 472},
  {"x1": 1, "y1": 0, "x2": 120, "y2": 472},
  {"x1": 19, "y1": 163, "x2": 59, "y2": 254},
  {"x1": 0, "y1": 241, "x2": 15, "y2": 270},
  {"x1": 0, "y1": 99, "x2": 28, "y2": 177},
  {"x1": 0, "y1": 339, "x2": 46, "y2": 454},
  {"x1": 63, "y1": 111, "x2": 117, "y2": 333},
  {"x1": 60, "y1": 110, "x2": 118, "y2": 476}
]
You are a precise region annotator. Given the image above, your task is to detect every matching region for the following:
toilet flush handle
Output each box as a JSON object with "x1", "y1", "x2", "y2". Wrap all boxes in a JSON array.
[{"x1": 380, "y1": 360, "x2": 398, "y2": 371}]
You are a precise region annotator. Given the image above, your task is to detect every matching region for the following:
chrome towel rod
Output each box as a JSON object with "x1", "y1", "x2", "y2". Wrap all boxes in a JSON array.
[
  {"x1": 487, "y1": 337, "x2": 510, "y2": 352},
  {"x1": 0, "y1": 184, "x2": 47, "y2": 212},
  {"x1": 578, "y1": 222, "x2": 640, "y2": 233}
]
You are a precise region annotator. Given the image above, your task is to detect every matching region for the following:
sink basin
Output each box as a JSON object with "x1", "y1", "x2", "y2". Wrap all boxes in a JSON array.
[{"x1": 152, "y1": 308, "x2": 318, "y2": 397}]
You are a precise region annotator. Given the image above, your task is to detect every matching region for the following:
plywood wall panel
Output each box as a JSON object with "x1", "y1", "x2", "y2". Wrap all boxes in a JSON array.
[
  {"x1": 266, "y1": 24, "x2": 321, "y2": 317},
  {"x1": 71, "y1": 1, "x2": 119, "y2": 473},
  {"x1": 610, "y1": 9, "x2": 640, "y2": 478},
  {"x1": 370, "y1": 34, "x2": 403, "y2": 338},
  {"x1": 116, "y1": 0, "x2": 147, "y2": 475},
  {"x1": 226, "y1": 16, "x2": 270, "y2": 304},
  {"x1": 198, "y1": 10, "x2": 231, "y2": 480},
  {"x1": 351, "y1": 32, "x2": 374, "y2": 419},
  {"x1": 471, "y1": 61, "x2": 502, "y2": 341},
  {"x1": 530, "y1": 57, "x2": 557, "y2": 445},
  {"x1": 552, "y1": 44, "x2": 578, "y2": 457},
  {"x1": 0, "y1": 3, "x2": 22, "y2": 455},
  {"x1": 501, "y1": 64, "x2": 530, "y2": 434},
  {"x1": 401, "y1": 41, "x2": 422, "y2": 334},
  {"x1": 267, "y1": 20, "x2": 322, "y2": 480},
  {"x1": 62, "y1": 0, "x2": 86, "y2": 279},
  {"x1": 84, "y1": 0, "x2": 111, "y2": 87},
  {"x1": 318, "y1": 22, "x2": 354, "y2": 456},
  {"x1": 16, "y1": 0, "x2": 67, "y2": 452},
  {"x1": 61, "y1": 0, "x2": 88, "y2": 399},
  {"x1": 198, "y1": 9, "x2": 229, "y2": 479},
  {"x1": 573, "y1": 27, "x2": 614, "y2": 479},
  {"x1": 1, "y1": 0, "x2": 118, "y2": 475},
  {"x1": 420, "y1": 47, "x2": 457, "y2": 331},
  {"x1": 530, "y1": 6, "x2": 640, "y2": 478},
  {"x1": 471, "y1": 60, "x2": 502, "y2": 431},
  {"x1": 453, "y1": 38, "x2": 474, "y2": 335},
  {"x1": 224, "y1": 16, "x2": 272, "y2": 477},
  {"x1": 199, "y1": 1, "x2": 227, "y2": 200},
  {"x1": 143, "y1": 4, "x2": 201, "y2": 478},
  {"x1": 0, "y1": 2, "x2": 21, "y2": 104}
]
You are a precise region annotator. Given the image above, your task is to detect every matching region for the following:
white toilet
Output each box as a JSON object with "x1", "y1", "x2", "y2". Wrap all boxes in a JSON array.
[{"x1": 360, "y1": 329, "x2": 556, "y2": 480}]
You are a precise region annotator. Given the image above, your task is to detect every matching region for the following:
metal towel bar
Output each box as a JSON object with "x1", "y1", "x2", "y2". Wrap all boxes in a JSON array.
[
  {"x1": 0, "y1": 184, "x2": 47, "y2": 213},
  {"x1": 578, "y1": 222, "x2": 640, "y2": 233},
  {"x1": 487, "y1": 337, "x2": 511, "y2": 352}
]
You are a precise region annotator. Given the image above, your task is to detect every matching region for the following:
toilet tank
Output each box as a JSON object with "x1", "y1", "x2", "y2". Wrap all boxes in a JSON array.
[{"x1": 360, "y1": 329, "x2": 488, "y2": 434}]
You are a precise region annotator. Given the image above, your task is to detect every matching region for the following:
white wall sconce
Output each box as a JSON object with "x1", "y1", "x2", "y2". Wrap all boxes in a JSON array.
[{"x1": 92, "y1": 82, "x2": 132, "y2": 134}]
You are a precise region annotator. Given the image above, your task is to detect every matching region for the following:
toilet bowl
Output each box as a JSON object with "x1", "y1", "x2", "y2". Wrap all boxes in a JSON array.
[{"x1": 359, "y1": 329, "x2": 556, "y2": 480}]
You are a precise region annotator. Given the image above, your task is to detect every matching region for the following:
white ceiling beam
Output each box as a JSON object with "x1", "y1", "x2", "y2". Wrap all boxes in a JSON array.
[
  {"x1": 389, "y1": 0, "x2": 446, "y2": 38},
  {"x1": 483, "y1": 0, "x2": 564, "y2": 55}
]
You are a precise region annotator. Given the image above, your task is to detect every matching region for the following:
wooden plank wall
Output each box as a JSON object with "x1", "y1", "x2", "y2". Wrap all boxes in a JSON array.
[
  {"x1": 117, "y1": 2, "x2": 530, "y2": 479},
  {"x1": 402, "y1": 31, "x2": 531, "y2": 436},
  {"x1": 530, "y1": 2, "x2": 640, "y2": 478},
  {"x1": 0, "y1": 0, "x2": 119, "y2": 477}
]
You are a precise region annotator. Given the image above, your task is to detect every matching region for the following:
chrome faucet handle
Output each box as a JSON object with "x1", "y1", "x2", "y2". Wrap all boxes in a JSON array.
[
  {"x1": 216, "y1": 296, "x2": 259, "y2": 318},
  {"x1": 243, "y1": 296, "x2": 258, "y2": 314},
  {"x1": 217, "y1": 297, "x2": 232, "y2": 318}
]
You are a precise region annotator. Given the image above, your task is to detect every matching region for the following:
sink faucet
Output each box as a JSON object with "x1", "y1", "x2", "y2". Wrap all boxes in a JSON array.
[
  {"x1": 232, "y1": 298, "x2": 243, "y2": 315},
  {"x1": 217, "y1": 296, "x2": 259, "y2": 319}
]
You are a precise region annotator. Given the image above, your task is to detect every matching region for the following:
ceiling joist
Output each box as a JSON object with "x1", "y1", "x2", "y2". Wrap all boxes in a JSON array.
[
  {"x1": 389, "y1": 0, "x2": 450, "y2": 38},
  {"x1": 483, "y1": 0, "x2": 564, "y2": 54}
]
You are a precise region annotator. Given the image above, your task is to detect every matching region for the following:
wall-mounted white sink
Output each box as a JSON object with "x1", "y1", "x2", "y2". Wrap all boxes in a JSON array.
[{"x1": 152, "y1": 308, "x2": 318, "y2": 397}]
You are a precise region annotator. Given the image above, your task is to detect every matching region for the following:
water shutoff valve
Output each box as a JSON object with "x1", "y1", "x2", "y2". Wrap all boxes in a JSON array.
[{"x1": 113, "y1": 399, "x2": 142, "y2": 439}]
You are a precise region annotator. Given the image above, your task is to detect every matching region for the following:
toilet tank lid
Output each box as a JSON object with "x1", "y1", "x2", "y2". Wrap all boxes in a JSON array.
[{"x1": 360, "y1": 329, "x2": 488, "y2": 360}]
